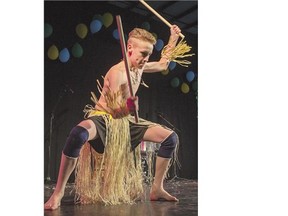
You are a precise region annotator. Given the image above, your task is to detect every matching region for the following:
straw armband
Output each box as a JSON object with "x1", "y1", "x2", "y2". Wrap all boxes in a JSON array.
[{"x1": 161, "y1": 39, "x2": 195, "y2": 67}]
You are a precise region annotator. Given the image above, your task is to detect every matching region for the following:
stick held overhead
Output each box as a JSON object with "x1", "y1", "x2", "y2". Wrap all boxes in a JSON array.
[
  {"x1": 139, "y1": 0, "x2": 194, "y2": 67},
  {"x1": 139, "y1": 0, "x2": 185, "y2": 39}
]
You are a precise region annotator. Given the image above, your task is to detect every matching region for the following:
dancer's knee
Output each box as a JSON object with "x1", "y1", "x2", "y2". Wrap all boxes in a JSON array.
[
  {"x1": 63, "y1": 126, "x2": 89, "y2": 158},
  {"x1": 157, "y1": 132, "x2": 178, "y2": 158}
]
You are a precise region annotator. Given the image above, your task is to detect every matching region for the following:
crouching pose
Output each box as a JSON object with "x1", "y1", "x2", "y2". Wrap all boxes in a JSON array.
[{"x1": 44, "y1": 24, "x2": 182, "y2": 210}]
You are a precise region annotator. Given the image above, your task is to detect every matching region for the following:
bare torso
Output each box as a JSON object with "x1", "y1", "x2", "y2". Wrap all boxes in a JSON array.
[{"x1": 96, "y1": 61, "x2": 143, "y2": 112}]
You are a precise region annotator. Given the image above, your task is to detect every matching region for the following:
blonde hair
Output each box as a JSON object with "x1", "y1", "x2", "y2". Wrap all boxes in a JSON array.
[{"x1": 128, "y1": 28, "x2": 156, "y2": 45}]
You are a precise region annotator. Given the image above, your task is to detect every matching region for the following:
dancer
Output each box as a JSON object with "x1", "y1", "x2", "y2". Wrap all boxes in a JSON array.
[{"x1": 45, "y1": 24, "x2": 183, "y2": 210}]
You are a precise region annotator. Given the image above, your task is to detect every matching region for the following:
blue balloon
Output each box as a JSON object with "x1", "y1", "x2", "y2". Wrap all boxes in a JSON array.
[
  {"x1": 59, "y1": 48, "x2": 70, "y2": 63},
  {"x1": 186, "y1": 71, "x2": 195, "y2": 82},
  {"x1": 113, "y1": 29, "x2": 119, "y2": 40},
  {"x1": 155, "y1": 39, "x2": 164, "y2": 51},
  {"x1": 169, "y1": 61, "x2": 176, "y2": 70},
  {"x1": 90, "y1": 19, "x2": 102, "y2": 33}
]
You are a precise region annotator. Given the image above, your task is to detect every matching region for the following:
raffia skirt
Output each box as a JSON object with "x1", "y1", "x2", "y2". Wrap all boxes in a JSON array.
[{"x1": 74, "y1": 111, "x2": 159, "y2": 205}]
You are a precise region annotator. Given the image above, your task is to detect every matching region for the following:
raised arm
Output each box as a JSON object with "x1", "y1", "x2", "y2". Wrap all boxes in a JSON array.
[{"x1": 144, "y1": 25, "x2": 181, "y2": 73}]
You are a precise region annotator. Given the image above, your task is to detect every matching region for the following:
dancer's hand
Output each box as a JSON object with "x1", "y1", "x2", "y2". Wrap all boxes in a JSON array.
[
  {"x1": 126, "y1": 96, "x2": 138, "y2": 113},
  {"x1": 110, "y1": 96, "x2": 138, "y2": 119},
  {"x1": 170, "y1": 25, "x2": 181, "y2": 40}
]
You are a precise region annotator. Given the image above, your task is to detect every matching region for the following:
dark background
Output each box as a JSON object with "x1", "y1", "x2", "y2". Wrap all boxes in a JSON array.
[{"x1": 44, "y1": 1, "x2": 198, "y2": 182}]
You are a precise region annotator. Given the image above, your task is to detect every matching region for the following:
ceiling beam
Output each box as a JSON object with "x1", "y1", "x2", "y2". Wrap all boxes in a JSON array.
[
  {"x1": 126, "y1": 1, "x2": 140, "y2": 10},
  {"x1": 183, "y1": 20, "x2": 198, "y2": 30},
  {"x1": 170, "y1": 4, "x2": 198, "y2": 22},
  {"x1": 157, "y1": 1, "x2": 178, "y2": 11},
  {"x1": 140, "y1": 1, "x2": 177, "y2": 20}
]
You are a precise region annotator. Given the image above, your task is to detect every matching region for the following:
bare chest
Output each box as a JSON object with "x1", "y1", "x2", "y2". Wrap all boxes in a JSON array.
[{"x1": 121, "y1": 69, "x2": 142, "y2": 97}]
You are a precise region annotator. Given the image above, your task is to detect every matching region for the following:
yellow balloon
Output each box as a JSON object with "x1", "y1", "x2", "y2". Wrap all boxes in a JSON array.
[
  {"x1": 76, "y1": 23, "x2": 88, "y2": 39},
  {"x1": 47, "y1": 45, "x2": 59, "y2": 60},
  {"x1": 181, "y1": 83, "x2": 190, "y2": 94},
  {"x1": 102, "y1": 12, "x2": 113, "y2": 28},
  {"x1": 161, "y1": 68, "x2": 169, "y2": 75},
  {"x1": 151, "y1": 32, "x2": 158, "y2": 40}
]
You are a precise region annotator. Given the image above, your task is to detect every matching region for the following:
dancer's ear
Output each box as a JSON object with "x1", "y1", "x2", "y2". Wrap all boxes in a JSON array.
[{"x1": 127, "y1": 44, "x2": 133, "y2": 56}]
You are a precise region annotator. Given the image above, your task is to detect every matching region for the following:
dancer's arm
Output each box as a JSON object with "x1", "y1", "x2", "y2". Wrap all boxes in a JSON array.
[{"x1": 144, "y1": 25, "x2": 181, "y2": 73}]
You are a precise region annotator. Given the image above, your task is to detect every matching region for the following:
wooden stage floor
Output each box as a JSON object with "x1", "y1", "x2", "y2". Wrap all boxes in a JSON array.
[{"x1": 44, "y1": 178, "x2": 197, "y2": 216}]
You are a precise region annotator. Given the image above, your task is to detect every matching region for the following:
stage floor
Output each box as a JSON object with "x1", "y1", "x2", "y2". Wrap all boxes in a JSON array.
[{"x1": 44, "y1": 178, "x2": 197, "y2": 216}]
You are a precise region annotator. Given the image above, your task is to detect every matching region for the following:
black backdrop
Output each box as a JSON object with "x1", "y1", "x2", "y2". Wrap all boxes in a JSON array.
[{"x1": 44, "y1": 1, "x2": 198, "y2": 181}]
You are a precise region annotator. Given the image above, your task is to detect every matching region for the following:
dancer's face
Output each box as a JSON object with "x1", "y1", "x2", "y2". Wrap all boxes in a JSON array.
[{"x1": 127, "y1": 39, "x2": 153, "y2": 69}]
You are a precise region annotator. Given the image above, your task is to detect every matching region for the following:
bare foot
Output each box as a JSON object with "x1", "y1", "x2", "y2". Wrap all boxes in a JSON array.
[
  {"x1": 44, "y1": 192, "x2": 63, "y2": 210},
  {"x1": 150, "y1": 188, "x2": 179, "y2": 202}
]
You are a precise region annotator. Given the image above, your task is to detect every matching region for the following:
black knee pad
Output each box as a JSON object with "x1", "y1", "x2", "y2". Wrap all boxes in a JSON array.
[
  {"x1": 157, "y1": 132, "x2": 178, "y2": 158},
  {"x1": 63, "y1": 126, "x2": 89, "y2": 158}
]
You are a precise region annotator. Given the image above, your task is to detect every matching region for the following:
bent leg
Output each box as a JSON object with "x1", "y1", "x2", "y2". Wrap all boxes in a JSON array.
[
  {"x1": 44, "y1": 153, "x2": 77, "y2": 210},
  {"x1": 143, "y1": 126, "x2": 179, "y2": 202},
  {"x1": 44, "y1": 119, "x2": 97, "y2": 210}
]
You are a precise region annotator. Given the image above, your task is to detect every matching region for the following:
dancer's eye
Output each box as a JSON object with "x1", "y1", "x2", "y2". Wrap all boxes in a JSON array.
[{"x1": 141, "y1": 51, "x2": 151, "y2": 58}]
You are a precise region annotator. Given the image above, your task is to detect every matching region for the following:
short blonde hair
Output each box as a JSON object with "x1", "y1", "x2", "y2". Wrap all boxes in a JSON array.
[{"x1": 128, "y1": 28, "x2": 156, "y2": 45}]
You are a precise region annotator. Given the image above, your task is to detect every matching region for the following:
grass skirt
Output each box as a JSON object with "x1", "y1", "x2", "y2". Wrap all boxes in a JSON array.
[{"x1": 74, "y1": 114, "x2": 144, "y2": 205}]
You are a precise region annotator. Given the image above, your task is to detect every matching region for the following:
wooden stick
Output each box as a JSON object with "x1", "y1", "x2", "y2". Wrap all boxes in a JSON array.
[
  {"x1": 116, "y1": 15, "x2": 139, "y2": 168},
  {"x1": 139, "y1": 0, "x2": 185, "y2": 38},
  {"x1": 115, "y1": 15, "x2": 139, "y2": 123}
]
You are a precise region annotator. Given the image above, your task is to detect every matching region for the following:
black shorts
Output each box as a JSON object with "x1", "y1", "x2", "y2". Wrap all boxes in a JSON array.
[{"x1": 88, "y1": 115, "x2": 154, "y2": 153}]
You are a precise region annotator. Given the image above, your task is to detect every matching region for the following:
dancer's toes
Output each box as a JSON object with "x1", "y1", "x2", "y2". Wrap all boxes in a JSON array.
[
  {"x1": 44, "y1": 199, "x2": 61, "y2": 210},
  {"x1": 150, "y1": 189, "x2": 178, "y2": 202},
  {"x1": 44, "y1": 194, "x2": 62, "y2": 210}
]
